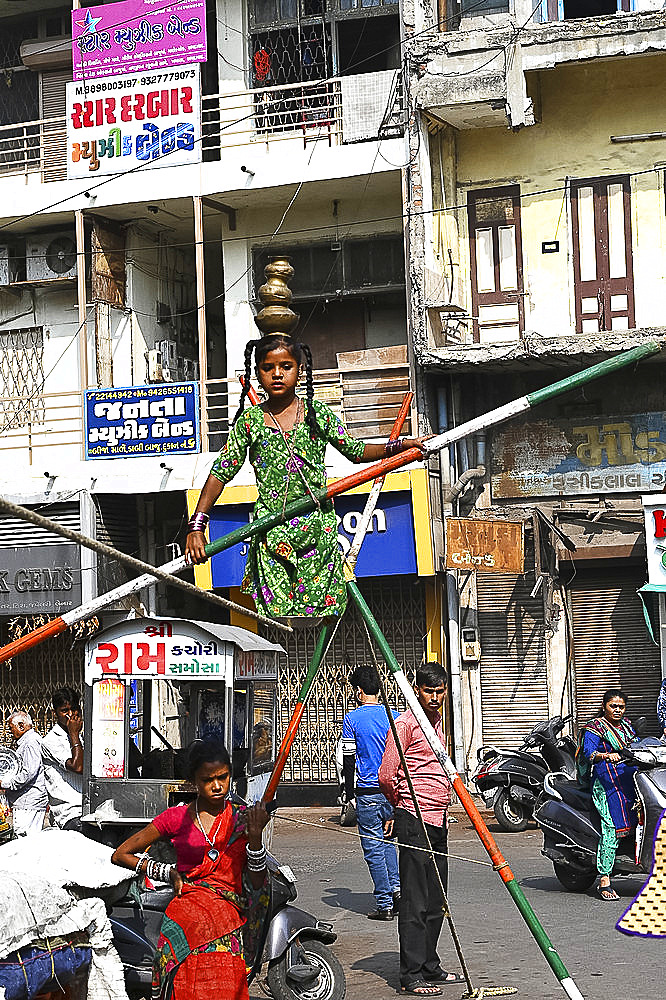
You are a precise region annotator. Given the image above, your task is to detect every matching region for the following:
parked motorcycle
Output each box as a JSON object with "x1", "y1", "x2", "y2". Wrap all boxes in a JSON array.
[
  {"x1": 534, "y1": 736, "x2": 666, "y2": 892},
  {"x1": 110, "y1": 851, "x2": 345, "y2": 1000},
  {"x1": 473, "y1": 715, "x2": 577, "y2": 832}
]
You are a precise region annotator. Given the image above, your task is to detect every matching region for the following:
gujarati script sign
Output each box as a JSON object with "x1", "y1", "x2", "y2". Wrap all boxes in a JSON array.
[
  {"x1": 445, "y1": 518, "x2": 524, "y2": 574},
  {"x1": 85, "y1": 382, "x2": 200, "y2": 459},
  {"x1": 67, "y1": 65, "x2": 201, "y2": 179},
  {"x1": 72, "y1": 0, "x2": 207, "y2": 81},
  {"x1": 492, "y1": 412, "x2": 666, "y2": 499}
]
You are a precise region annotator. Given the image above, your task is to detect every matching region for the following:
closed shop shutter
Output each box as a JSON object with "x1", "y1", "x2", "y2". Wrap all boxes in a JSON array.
[
  {"x1": 570, "y1": 570, "x2": 661, "y2": 734},
  {"x1": 477, "y1": 572, "x2": 549, "y2": 749},
  {"x1": 40, "y1": 69, "x2": 70, "y2": 182}
]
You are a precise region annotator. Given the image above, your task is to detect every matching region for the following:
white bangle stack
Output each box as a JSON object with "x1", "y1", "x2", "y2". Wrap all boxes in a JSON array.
[
  {"x1": 246, "y1": 845, "x2": 267, "y2": 872},
  {"x1": 144, "y1": 859, "x2": 175, "y2": 883}
]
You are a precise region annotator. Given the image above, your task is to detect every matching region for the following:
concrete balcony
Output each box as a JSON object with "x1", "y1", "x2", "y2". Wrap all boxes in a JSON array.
[
  {"x1": 410, "y1": 9, "x2": 666, "y2": 129},
  {"x1": 0, "y1": 359, "x2": 412, "y2": 474}
]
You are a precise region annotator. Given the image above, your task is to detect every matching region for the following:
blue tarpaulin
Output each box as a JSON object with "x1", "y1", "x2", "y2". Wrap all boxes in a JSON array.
[{"x1": 0, "y1": 940, "x2": 91, "y2": 1000}]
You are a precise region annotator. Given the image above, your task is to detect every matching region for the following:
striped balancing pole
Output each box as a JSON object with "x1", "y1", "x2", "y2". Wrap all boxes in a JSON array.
[
  {"x1": 0, "y1": 339, "x2": 660, "y2": 668},
  {"x1": 346, "y1": 579, "x2": 584, "y2": 1000},
  {"x1": 263, "y1": 390, "x2": 413, "y2": 804}
]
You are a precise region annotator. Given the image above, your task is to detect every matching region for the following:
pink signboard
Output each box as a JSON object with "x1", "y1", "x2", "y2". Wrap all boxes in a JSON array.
[{"x1": 72, "y1": 0, "x2": 207, "y2": 82}]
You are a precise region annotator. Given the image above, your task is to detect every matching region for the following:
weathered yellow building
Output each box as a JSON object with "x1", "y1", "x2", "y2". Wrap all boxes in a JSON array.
[{"x1": 404, "y1": 4, "x2": 666, "y2": 789}]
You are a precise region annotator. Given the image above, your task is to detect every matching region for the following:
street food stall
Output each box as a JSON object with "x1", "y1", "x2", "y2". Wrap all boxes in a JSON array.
[{"x1": 82, "y1": 616, "x2": 284, "y2": 831}]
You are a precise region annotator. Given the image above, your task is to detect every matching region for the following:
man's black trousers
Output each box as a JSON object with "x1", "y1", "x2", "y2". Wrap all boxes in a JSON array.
[{"x1": 394, "y1": 807, "x2": 448, "y2": 988}]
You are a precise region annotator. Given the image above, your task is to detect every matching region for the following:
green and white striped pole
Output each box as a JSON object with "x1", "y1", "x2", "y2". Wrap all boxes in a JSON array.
[
  {"x1": 347, "y1": 580, "x2": 584, "y2": 1000},
  {"x1": 0, "y1": 340, "x2": 660, "y2": 669}
]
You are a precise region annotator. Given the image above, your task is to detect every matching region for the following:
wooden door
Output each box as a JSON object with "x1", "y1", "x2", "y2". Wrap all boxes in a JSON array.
[
  {"x1": 571, "y1": 176, "x2": 635, "y2": 334},
  {"x1": 468, "y1": 186, "x2": 524, "y2": 344}
]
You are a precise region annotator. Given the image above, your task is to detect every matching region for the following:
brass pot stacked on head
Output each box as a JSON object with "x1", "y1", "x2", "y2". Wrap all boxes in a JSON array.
[{"x1": 254, "y1": 256, "x2": 300, "y2": 337}]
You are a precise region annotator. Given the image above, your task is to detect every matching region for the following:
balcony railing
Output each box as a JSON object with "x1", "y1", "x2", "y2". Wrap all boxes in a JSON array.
[
  {"x1": 0, "y1": 362, "x2": 412, "y2": 465},
  {"x1": 0, "y1": 78, "x2": 345, "y2": 183}
]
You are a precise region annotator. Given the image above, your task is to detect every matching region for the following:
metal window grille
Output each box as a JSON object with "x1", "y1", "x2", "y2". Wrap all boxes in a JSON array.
[
  {"x1": 0, "y1": 327, "x2": 45, "y2": 431},
  {"x1": 0, "y1": 621, "x2": 86, "y2": 742},
  {"x1": 261, "y1": 577, "x2": 425, "y2": 783}
]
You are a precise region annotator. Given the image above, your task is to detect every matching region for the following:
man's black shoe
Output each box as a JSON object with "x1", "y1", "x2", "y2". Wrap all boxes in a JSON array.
[
  {"x1": 367, "y1": 908, "x2": 393, "y2": 921},
  {"x1": 392, "y1": 891, "x2": 401, "y2": 912}
]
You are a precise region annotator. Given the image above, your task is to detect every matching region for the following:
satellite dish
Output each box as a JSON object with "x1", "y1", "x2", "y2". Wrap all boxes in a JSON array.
[{"x1": 46, "y1": 236, "x2": 77, "y2": 275}]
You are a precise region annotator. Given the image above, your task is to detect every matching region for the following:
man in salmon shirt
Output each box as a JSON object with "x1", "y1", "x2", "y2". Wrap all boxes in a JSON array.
[{"x1": 379, "y1": 662, "x2": 464, "y2": 996}]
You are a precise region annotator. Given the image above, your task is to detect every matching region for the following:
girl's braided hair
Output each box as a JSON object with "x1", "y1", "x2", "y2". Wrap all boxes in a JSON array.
[{"x1": 232, "y1": 334, "x2": 318, "y2": 436}]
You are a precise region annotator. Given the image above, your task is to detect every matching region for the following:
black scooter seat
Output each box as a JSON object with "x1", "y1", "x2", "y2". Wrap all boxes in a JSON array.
[{"x1": 550, "y1": 775, "x2": 592, "y2": 814}]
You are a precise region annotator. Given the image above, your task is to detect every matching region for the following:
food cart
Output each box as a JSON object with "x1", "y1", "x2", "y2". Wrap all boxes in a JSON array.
[{"x1": 82, "y1": 616, "x2": 284, "y2": 833}]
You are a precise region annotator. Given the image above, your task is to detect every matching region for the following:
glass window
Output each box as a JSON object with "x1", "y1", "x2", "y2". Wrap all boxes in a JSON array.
[{"x1": 251, "y1": 683, "x2": 276, "y2": 773}]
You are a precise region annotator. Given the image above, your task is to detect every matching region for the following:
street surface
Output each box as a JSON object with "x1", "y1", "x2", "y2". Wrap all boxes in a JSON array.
[{"x1": 251, "y1": 806, "x2": 663, "y2": 1000}]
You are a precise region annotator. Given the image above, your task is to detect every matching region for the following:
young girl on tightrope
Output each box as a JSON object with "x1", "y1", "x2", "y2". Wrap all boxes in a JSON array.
[{"x1": 186, "y1": 334, "x2": 425, "y2": 619}]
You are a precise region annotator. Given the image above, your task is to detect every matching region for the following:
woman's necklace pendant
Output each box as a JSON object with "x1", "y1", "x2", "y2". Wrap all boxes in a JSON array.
[{"x1": 207, "y1": 848, "x2": 220, "y2": 862}]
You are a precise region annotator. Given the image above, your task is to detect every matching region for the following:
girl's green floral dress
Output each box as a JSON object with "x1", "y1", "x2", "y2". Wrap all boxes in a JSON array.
[{"x1": 210, "y1": 398, "x2": 365, "y2": 618}]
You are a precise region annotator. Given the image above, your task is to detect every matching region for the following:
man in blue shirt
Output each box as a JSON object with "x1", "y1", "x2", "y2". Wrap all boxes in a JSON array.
[{"x1": 342, "y1": 665, "x2": 400, "y2": 920}]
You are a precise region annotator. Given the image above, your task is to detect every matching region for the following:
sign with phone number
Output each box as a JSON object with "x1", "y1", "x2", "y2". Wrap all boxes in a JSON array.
[{"x1": 66, "y1": 64, "x2": 201, "y2": 179}]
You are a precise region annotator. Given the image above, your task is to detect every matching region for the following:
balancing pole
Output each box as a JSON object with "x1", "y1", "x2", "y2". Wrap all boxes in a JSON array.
[
  {"x1": 263, "y1": 390, "x2": 413, "y2": 803},
  {"x1": 0, "y1": 340, "x2": 660, "y2": 668},
  {"x1": 346, "y1": 580, "x2": 584, "y2": 1000}
]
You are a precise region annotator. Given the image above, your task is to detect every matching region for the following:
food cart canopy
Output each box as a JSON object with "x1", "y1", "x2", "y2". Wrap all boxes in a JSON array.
[{"x1": 85, "y1": 615, "x2": 285, "y2": 684}]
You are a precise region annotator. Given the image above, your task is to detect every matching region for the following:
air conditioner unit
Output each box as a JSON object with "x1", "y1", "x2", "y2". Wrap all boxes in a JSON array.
[
  {"x1": 158, "y1": 339, "x2": 178, "y2": 369},
  {"x1": 25, "y1": 232, "x2": 77, "y2": 281},
  {"x1": 147, "y1": 349, "x2": 164, "y2": 382}
]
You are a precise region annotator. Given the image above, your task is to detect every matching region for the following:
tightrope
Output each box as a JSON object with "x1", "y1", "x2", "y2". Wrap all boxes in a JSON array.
[{"x1": 272, "y1": 812, "x2": 493, "y2": 867}]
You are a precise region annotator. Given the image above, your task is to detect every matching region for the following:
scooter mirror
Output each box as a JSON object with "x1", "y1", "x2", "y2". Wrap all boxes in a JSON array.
[{"x1": 634, "y1": 716, "x2": 648, "y2": 735}]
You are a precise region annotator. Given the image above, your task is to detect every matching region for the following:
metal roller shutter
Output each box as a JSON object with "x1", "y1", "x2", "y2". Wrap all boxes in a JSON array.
[
  {"x1": 570, "y1": 570, "x2": 661, "y2": 734},
  {"x1": 477, "y1": 572, "x2": 549, "y2": 749}
]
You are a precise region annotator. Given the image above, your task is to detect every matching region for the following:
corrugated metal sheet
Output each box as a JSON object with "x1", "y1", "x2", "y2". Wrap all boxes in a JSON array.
[
  {"x1": 570, "y1": 571, "x2": 661, "y2": 734},
  {"x1": 477, "y1": 572, "x2": 549, "y2": 749},
  {"x1": 0, "y1": 501, "x2": 79, "y2": 548}
]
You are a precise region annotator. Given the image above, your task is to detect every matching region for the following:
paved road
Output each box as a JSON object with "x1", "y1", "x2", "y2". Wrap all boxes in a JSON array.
[{"x1": 252, "y1": 807, "x2": 662, "y2": 1000}]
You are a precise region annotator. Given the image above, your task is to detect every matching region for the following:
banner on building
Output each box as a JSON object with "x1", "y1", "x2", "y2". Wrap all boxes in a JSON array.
[
  {"x1": 85, "y1": 382, "x2": 200, "y2": 459},
  {"x1": 206, "y1": 491, "x2": 419, "y2": 587},
  {"x1": 445, "y1": 517, "x2": 524, "y2": 573},
  {"x1": 0, "y1": 543, "x2": 82, "y2": 613},
  {"x1": 72, "y1": 0, "x2": 207, "y2": 81},
  {"x1": 66, "y1": 64, "x2": 201, "y2": 179},
  {"x1": 492, "y1": 412, "x2": 666, "y2": 499}
]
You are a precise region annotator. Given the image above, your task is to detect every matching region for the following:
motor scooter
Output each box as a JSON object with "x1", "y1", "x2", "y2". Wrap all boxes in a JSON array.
[
  {"x1": 534, "y1": 736, "x2": 666, "y2": 892},
  {"x1": 110, "y1": 839, "x2": 345, "y2": 1000},
  {"x1": 473, "y1": 715, "x2": 576, "y2": 832}
]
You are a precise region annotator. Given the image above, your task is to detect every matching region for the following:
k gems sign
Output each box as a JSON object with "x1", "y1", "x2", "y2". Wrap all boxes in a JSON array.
[{"x1": 0, "y1": 544, "x2": 82, "y2": 613}]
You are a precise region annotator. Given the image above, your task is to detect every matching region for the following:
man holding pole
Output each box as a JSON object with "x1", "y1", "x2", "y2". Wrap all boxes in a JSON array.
[{"x1": 379, "y1": 662, "x2": 464, "y2": 995}]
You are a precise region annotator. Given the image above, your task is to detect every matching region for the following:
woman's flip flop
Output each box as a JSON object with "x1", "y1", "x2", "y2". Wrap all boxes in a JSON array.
[{"x1": 597, "y1": 883, "x2": 620, "y2": 901}]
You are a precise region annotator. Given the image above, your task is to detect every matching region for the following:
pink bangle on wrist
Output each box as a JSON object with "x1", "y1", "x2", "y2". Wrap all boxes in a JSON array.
[{"x1": 188, "y1": 512, "x2": 209, "y2": 533}]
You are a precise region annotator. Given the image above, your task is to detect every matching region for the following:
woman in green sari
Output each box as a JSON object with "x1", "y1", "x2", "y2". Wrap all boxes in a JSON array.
[{"x1": 186, "y1": 334, "x2": 425, "y2": 619}]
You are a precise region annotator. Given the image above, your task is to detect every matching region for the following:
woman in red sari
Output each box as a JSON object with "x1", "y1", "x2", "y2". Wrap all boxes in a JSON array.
[{"x1": 112, "y1": 741, "x2": 270, "y2": 999}]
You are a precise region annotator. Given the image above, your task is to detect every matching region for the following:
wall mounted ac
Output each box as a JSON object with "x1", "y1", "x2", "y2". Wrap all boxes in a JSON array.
[{"x1": 25, "y1": 232, "x2": 77, "y2": 281}]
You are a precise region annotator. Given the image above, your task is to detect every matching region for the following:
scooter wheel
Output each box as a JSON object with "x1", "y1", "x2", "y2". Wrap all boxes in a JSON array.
[
  {"x1": 552, "y1": 861, "x2": 597, "y2": 893},
  {"x1": 267, "y1": 939, "x2": 346, "y2": 1000},
  {"x1": 493, "y1": 789, "x2": 529, "y2": 832}
]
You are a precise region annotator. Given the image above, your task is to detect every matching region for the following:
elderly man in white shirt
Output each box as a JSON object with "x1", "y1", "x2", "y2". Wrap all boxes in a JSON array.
[
  {"x1": 1, "y1": 710, "x2": 48, "y2": 835},
  {"x1": 41, "y1": 686, "x2": 84, "y2": 831}
]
